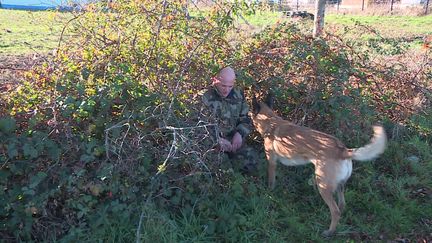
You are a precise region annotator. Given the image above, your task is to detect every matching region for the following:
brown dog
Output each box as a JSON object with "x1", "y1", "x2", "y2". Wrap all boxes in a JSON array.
[{"x1": 251, "y1": 96, "x2": 387, "y2": 236}]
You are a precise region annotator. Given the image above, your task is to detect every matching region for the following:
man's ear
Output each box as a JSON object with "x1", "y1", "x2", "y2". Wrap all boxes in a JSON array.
[
  {"x1": 211, "y1": 77, "x2": 219, "y2": 85},
  {"x1": 265, "y1": 91, "x2": 274, "y2": 109}
]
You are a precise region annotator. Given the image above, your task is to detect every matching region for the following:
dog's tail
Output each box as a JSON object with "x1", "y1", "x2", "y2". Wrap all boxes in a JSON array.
[{"x1": 349, "y1": 126, "x2": 387, "y2": 161}]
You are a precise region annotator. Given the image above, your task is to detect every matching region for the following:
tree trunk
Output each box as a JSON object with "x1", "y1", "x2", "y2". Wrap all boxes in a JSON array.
[{"x1": 313, "y1": 0, "x2": 326, "y2": 38}]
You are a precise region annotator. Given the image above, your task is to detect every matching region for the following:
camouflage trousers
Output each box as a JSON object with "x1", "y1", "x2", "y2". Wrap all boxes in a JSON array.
[
  {"x1": 201, "y1": 131, "x2": 258, "y2": 173},
  {"x1": 219, "y1": 144, "x2": 258, "y2": 174}
]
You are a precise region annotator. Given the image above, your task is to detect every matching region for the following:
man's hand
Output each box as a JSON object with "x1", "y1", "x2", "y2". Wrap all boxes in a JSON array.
[
  {"x1": 219, "y1": 137, "x2": 233, "y2": 152},
  {"x1": 231, "y1": 132, "x2": 243, "y2": 152}
]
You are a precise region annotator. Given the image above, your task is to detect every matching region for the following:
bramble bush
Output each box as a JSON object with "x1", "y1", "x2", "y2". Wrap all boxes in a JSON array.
[
  {"x1": 0, "y1": 0, "x2": 431, "y2": 241},
  {"x1": 236, "y1": 21, "x2": 431, "y2": 143},
  {"x1": 1, "y1": 0, "x2": 254, "y2": 241}
]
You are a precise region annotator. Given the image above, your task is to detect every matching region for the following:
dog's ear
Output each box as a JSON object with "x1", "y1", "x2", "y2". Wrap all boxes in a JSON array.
[
  {"x1": 252, "y1": 93, "x2": 260, "y2": 114},
  {"x1": 250, "y1": 84, "x2": 261, "y2": 114},
  {"x1": 265, "y1": 91, "x2": 274, "y2": 109}
]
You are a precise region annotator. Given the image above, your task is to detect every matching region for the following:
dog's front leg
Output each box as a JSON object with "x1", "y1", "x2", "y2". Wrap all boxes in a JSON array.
[{"x1": 266, "y1": 150, "x2": 277, "y2": 190}]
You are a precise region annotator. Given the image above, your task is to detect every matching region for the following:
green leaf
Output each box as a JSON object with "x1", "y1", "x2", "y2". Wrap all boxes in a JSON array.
[
  {"x1": 23, "y1": 143, "x2": 38, "y2": 159},
  {"x1": 0, "y1": 169, "x2": 11, "y2": 181},
  {"x1": 0, "y1": 117, "x2": 16, "y2": 134},
  {"x1": 7, "y1": 143, "x2": 18, "y2": 158},
  {"x1": 46, "y1": 139, "x2": 61, "y2": 160},
  {"x1": 23, "y1": 188, "x2": 36, "y2": 196},
  {"x1": 80, "y1": 154, "x2": 95, "y2": 163},
  {"x1": 29, "y1": 172, "x2": 47, "y2": 189}
]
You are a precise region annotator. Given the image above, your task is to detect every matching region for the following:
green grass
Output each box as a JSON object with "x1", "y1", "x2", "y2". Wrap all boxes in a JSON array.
[
  {"x1": 0, "y1": 9, "x2": 71, "y2": 56},
  {"x1": 326, "y1": 14, "x2": 432, "y2": 36},
  {"x1": 142, "y1": 151, "x2": 429, "y2": 242},
  {"x1": 242, "y1": 10, "x2": 283, "y2": 28},
  {"x1": 68, "y1": 134, "x2": 430, "y2": 242}
]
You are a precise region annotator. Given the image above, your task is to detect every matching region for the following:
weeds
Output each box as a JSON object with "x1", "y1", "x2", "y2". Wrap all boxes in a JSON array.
[{"x1": 0, "y1": 1, "x2": 431, "y2": 242}]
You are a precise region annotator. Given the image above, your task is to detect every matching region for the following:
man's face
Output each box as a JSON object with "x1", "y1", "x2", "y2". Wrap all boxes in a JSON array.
[{"x1": 213, "y1": 76, "x2": 235, "y2": 98}]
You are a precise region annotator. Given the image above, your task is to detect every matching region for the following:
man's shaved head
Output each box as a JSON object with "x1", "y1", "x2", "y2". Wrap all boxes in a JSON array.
[
  {"x1": 213, "y1": 67, "x2": 236, "y2": 98},
  {"x1": 216, "y1": 67, "x2": 236, "y2": 83}
]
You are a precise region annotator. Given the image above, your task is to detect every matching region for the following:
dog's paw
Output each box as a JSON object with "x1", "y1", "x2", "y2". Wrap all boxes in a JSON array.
[
  {"x1": 321, "y1": 229, "x2": 335, "y2": 237},
  {"x1": 267, "y1": 181, "x2": 275, "y2": 190}
]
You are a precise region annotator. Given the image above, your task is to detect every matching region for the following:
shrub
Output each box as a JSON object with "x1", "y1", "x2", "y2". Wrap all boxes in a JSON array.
[{"x1": 1, "y1": 0, "x2": 430, "y2": 241}]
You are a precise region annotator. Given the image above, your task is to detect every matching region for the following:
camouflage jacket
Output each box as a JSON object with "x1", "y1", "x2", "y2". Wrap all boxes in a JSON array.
[{"x1": 201, "y1": 86, "x2": 252, "y2": 139}]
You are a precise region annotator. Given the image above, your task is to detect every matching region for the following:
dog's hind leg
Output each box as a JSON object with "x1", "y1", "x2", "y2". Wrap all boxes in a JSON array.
[
  {"x1": 316, "y1": 179, "x2": 340, "y2": 237},
  {"x1": 266, "y1": 150, "x2": 277, "y2": 190},
  {"x1": 336, "y1": 159, "x2": 352, "y2": 213},
  {"x1": 336, "y1": 183, "x2": 346, "y2": 213}
]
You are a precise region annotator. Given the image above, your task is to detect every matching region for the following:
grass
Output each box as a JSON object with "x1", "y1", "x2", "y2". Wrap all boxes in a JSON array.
[
  {"x1": 326, "y1": 14, "x2": 432, "y2": 36},
  {"x1": 137, "y1": 143, "x2": 430, "y2": 242},
  {"x1": 242, "y1": 10, "x2": 283, "y2": 28},
  {"x1": 75, "y1": 134, "x2": 429, "y2": 242},
  {"x1": 0, "y1": 9, "x2": 71, "y2": 56}
]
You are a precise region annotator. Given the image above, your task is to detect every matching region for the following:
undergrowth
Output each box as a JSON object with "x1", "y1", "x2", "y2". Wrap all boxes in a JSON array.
[{"x1": 0, "y1": 0, "x2": 431, "y2": 242}]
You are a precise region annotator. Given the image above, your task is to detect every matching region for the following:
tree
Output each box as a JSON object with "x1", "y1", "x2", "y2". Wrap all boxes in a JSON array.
[{"x1": 313, "y1": 0, "x2": 326, "y2": 38}]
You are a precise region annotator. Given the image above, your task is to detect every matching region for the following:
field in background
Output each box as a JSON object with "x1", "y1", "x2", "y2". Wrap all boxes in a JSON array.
[
  {"x1": 0, "y1": 9, "x2": 71, "y2": 56},
  {"x1": 326, "y1": 14, "x2": 432, "y2": 36},
  {"x1": 242, "y1": 10, "x2": 282, "y2": 28},
  {"x1": 1, "y1": 9, "x2": 431, "y2": 57}
]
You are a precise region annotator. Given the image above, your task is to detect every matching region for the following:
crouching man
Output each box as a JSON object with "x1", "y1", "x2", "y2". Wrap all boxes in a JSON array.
[{"x1": 200, "y1": 67, "x2": 257, "y2": 173}]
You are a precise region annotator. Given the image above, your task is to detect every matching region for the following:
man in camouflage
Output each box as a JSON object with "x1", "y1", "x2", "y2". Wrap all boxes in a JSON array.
[{"x1": 201, "y1": 67, "x2": 257, "y2": 173}]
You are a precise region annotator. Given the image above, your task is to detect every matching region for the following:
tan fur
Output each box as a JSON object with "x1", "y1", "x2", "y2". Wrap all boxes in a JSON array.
[{"x1": 252, "y1": 102, "x2": 387, "y2": 236}]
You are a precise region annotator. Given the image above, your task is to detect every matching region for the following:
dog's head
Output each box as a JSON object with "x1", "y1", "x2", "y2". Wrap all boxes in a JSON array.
[{"x1": 251, "y1": 92, "x2": 279, "y2": 135}]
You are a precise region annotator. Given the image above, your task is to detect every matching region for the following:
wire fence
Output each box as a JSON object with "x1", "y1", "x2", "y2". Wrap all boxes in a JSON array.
[{"x1": 264, "y1": 0, "x2": 431, "y2": 15}]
